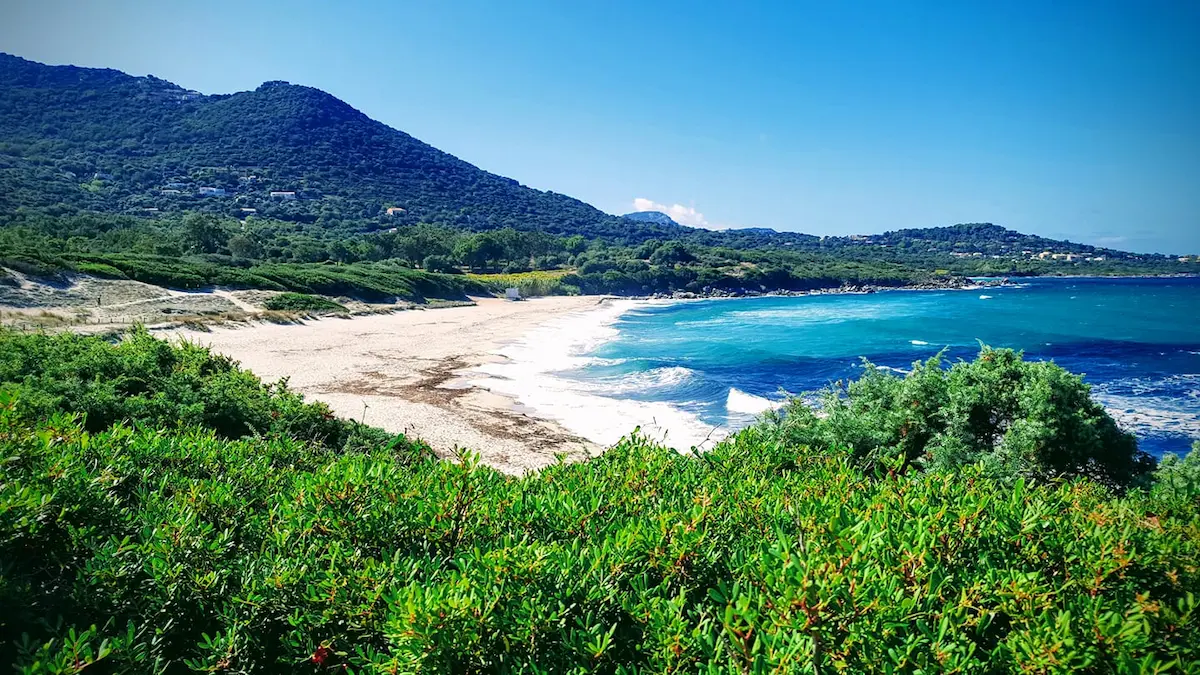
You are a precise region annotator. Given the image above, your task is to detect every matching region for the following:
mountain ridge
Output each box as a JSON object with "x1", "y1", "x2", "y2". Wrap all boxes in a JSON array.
[{"x1": 0, "y1": 53, "x2": 1179, "y2": 260}]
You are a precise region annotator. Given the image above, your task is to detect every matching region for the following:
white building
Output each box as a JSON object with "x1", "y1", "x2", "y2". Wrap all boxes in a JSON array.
[{"x1": 198, "y1": 187, "x2": 226, "y2": 196}]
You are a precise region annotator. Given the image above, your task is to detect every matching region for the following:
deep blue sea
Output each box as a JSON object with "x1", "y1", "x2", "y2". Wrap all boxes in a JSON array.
[{"x1": 475, "y1": 277, "x2": 1200, "y2": 458}]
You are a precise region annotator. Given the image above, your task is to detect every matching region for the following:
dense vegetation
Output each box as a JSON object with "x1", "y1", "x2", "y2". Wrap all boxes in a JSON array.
[
  {"x1": 260, "y1": 293, "x2": 346, "y2": 314},
  {"x1": 0, "y1": 328, "x2": 414, "y2": 453},
  {"x1": 2, "y1": 330, "x2": 1198, "y2": 673},
  {"x1": 766, "y1": 348, "x2": 1155, "y2": 489},
  {"x1": 1, "y1": 53, "x2": 1193, "y2": 305}
]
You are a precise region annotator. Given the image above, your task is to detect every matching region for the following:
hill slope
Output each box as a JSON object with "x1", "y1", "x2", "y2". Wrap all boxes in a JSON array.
[
  {"x1": 1, "y1": 53, "x2": 1189, "y2": 293},
  {"x1": 0, "y1": 53, "x2": 664, "y2": 239}
]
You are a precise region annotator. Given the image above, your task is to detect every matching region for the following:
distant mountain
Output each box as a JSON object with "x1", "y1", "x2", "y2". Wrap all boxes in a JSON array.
[{"x1": 622, "y1": 211, "x2": 682, "y2": 227}]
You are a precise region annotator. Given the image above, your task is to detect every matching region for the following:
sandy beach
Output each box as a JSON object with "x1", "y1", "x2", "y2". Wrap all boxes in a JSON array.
[{"x1": 165, "y1": 296, "x2": 610, "y2": 474}]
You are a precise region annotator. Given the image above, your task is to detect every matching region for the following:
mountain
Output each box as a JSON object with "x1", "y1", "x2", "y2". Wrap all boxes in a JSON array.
[
  {"x1": 0, "y1": 53, "x2": 683, "y2": 242},
  {"x1": 623, "y1": 211, "x2": 680, "y2": 226},
  {"x1": 0, "y1": 54, "x2": 1176, "y2": 268}
]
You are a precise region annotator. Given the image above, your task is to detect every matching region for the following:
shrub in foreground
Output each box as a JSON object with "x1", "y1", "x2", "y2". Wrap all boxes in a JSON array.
[
  {"x1": 2, "y1": 332, "x2": 1196, "y2": 672},
  {"x1": 2, "y1": 406, "x2": 1198, "y2": 672},
  {"x1": 0, "y1": 327, "x2": 411, "y2": 452},
  {"x1": 764, "y1": 346, "x2": 1155, "y2": 488}
]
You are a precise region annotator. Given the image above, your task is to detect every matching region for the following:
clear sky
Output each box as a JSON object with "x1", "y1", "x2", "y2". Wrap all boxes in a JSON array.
[{"x1": 2, "y1": 0, "x2": 1197, "y2": 253}]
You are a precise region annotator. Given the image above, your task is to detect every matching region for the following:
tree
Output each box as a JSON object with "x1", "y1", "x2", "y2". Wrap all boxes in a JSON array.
[
  {"x1": 227, "y1": 233, "x2": 262, "y2": 259},
  {"x1": 182, "y1": 213, "x2": 229, "y2": 254},
  {"x1": 422, "y1": 254, "x2": 459, "y2": 274}
]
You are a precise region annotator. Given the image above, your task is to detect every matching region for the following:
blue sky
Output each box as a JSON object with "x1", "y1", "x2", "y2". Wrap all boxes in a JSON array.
[{"x1": 2, "y1": 0, "x2": 1197, "y2": 253}]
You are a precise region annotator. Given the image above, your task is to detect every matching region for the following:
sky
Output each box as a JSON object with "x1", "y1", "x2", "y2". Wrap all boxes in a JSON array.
[{"x1": 1, "y1": 0, "x2": 1198, "y2": 253}]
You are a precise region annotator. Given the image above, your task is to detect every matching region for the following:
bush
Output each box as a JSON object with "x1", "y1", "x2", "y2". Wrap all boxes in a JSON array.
[
  {"x1": 1, "y1": 412, "x2": 1196, "y2": 672},
  {"x1": 1152, "y1": 441, "x2": 1200, "y2": 509},
  {"x1": 73, "y1": 261, "x2": 127, "y2": 279},
  {"x1": 261, "y1": 292, "x2": 346, "y2": 313},
  {"x1": 0, "y1": 328, "x2": 417, "y2": 452},
  {"x1": 762, "y1": 347, "x2": 1155, "y2": 488}
]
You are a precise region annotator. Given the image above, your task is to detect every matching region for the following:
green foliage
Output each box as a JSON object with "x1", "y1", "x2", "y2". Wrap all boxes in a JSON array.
[
  {"x1": 260, "y1": 292, "x2": 347, "y2": 313},
  {"x1": 763, "y1": 347, "x2": 1155, "y2": 488},
  {"x1": 421, "y1": 254, "x2": 458, "y2": 274},
  {"x1": 0, "y1": 328, "x2": 413, "y2": 452},
  {"x1": 469, "y1": 270, "x2": 576, "y2": 297},
  {"x1": 1, "y1": 331, "x2": 1197, "y2": 672},
  {"x1": 1152, "y1": 442, "x2": 1200, "y2": 509},
  {"x1": 71, "y1": 262, "x2": 126, "y2": 279},
  {"x1": 2, "y1": 407, "x2": 1197, "y2": 672}
]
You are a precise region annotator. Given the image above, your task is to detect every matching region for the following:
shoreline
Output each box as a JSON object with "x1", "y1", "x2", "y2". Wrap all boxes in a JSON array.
[{"x1": 165, "y1": 296, "x2": 613, "y2": 475}]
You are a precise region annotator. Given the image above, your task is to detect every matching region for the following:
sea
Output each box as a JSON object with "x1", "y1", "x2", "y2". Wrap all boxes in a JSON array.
[{"x1": 471, "y1": 277, "x2": 1200, "y2": 459}]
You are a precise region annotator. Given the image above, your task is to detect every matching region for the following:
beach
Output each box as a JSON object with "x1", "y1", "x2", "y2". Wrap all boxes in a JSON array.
[{"x1": 165, "y1": 296, "x2": 610, "y2": 474}]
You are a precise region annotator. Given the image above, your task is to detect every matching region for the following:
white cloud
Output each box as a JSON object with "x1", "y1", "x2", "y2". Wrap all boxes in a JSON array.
[{"x1": 631, "y1": 197, "x2": 710, "y2": 227}]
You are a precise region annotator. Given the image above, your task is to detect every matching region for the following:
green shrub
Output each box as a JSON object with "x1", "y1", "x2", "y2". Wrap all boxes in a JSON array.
[
  {"x1": 261, "y1": 292, "x2": 347, "y2": 313},
  {"x1": 1152, "y1": 441, "x2": 1200, "y2": 509},
  {"x1": 762, "y1": 346, "x2": 1155, "y2": 488},
  {"x1": 0, "y1": 328, "x2": 419, "y2": 453},
  {"x1": 1, "y1": 410, "x2": 1196, "y2": 673},
  {"x1": 2, "y1": 332, "x2": 1196, "y2": 673},
  {"x1": 72, "y1": 261, "x2": 127, "y2": 279}
]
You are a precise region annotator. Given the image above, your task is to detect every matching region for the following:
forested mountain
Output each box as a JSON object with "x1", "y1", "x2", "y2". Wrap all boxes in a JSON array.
[
  {"x1": 0, "y1": 53, "x2": 1192, "y2": 301},
  {"x1": 0, "y1": 53, "x2": 672, "y2": 240}
]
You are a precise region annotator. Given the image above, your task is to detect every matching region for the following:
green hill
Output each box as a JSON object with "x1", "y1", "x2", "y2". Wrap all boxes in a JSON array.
[
  {"x1": 0, "y1": 53, "x2": 1190, "y2": 302},
  {"x1": 0, "y1": 53, "x2": 669, "y2": 240}
]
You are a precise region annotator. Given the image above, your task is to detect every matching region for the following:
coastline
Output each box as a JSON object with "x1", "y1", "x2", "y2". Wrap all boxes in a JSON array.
[{"x1": 165, "y1": 296, "x2": 612, "y2": 475}]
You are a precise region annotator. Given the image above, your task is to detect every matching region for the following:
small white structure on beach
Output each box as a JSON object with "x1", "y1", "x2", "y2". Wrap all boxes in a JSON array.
[{"x1": 505, "y1": 287, "x2": 522, "y2": 301}]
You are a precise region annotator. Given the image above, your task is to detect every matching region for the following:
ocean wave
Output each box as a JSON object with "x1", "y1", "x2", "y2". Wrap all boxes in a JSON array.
[
  {"x1": 979, "y1": 294, "x2": 993, "y2": 300},
  {"x1": 726, "y1": 388, "x2": 783, "y2": 414},
  {"x1": 469, "y1": 299, "x2": 726, "y2": 451},
  {"x1": 911, "y1": 340, "x2": 930, "y2": 346},
  {"x1": 585, "y1": 366, "x2": 696, "y2": 395},
  {"x1": 1093, "y1": 393, "x2": 1200, "y2": 438},
  {"x1": 684, "y1": 303, "x2": 901, "y2": 327}
]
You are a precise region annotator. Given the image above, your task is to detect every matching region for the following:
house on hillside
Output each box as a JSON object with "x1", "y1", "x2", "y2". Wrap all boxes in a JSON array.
[
  {"x1": 386, "y1": 206, "x2": 406, "y2": 216},
  {"x1": 270, "y1": 191, "x2": 297, "y2": 200},
  {"x1": 160, "y1": 189, "x2": 181, "y2": 195},
  {"x1": 198, "y1": 186, "x2": 226, "y2": 196}
]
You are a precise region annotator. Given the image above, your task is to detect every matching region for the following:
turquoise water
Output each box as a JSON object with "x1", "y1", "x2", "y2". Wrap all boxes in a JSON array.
[{"x1": 565, "y1": 277, "x2": 1200, "y2": 457}]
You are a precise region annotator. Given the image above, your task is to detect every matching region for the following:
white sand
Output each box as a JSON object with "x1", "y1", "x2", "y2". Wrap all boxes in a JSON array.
[{"x1": 164, "y1": 296, "x2": 610, "y2": 474}]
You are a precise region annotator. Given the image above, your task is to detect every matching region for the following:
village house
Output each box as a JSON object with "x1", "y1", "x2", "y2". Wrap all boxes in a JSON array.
[
  {"x1": 386, "y1": 206, "x2": 406, "y2": 216},
  {"x1": 198, "y1": 187, "x2": 226, "y2": 196},
  {"x1": 270, "y1": 191, "x2": 297, "y2": 200}
]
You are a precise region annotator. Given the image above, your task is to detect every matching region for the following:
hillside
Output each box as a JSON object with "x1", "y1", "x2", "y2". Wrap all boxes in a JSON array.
[
  {"x1": 0, "y1": 53, "x2": 1192, "y2": 308},
  {"x1": 0, "y1": 53, "x2": 688, "y2": 241}
]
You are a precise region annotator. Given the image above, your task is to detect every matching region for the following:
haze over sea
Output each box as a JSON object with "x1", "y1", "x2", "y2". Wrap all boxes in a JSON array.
[{"x1": 478, "y1": 277, "x2": 1200, "y2": 458}]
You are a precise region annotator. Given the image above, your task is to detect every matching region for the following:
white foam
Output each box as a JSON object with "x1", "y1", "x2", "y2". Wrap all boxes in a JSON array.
[
  {"x1": 979, "y1": 294, "x2": 993, "y2": 300},
  {"x1": 585, "y1": 366, "x2": 696, "y2": 395},
  {"x1": 726, "y1": 388, "x2": 783, "y2": 414},
  {"x1": 468, "y1": 299, "x2": 725, "y2": 451},
  {"x1": 911, "y1": 340, "x2": 930, "y2": 346}
]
